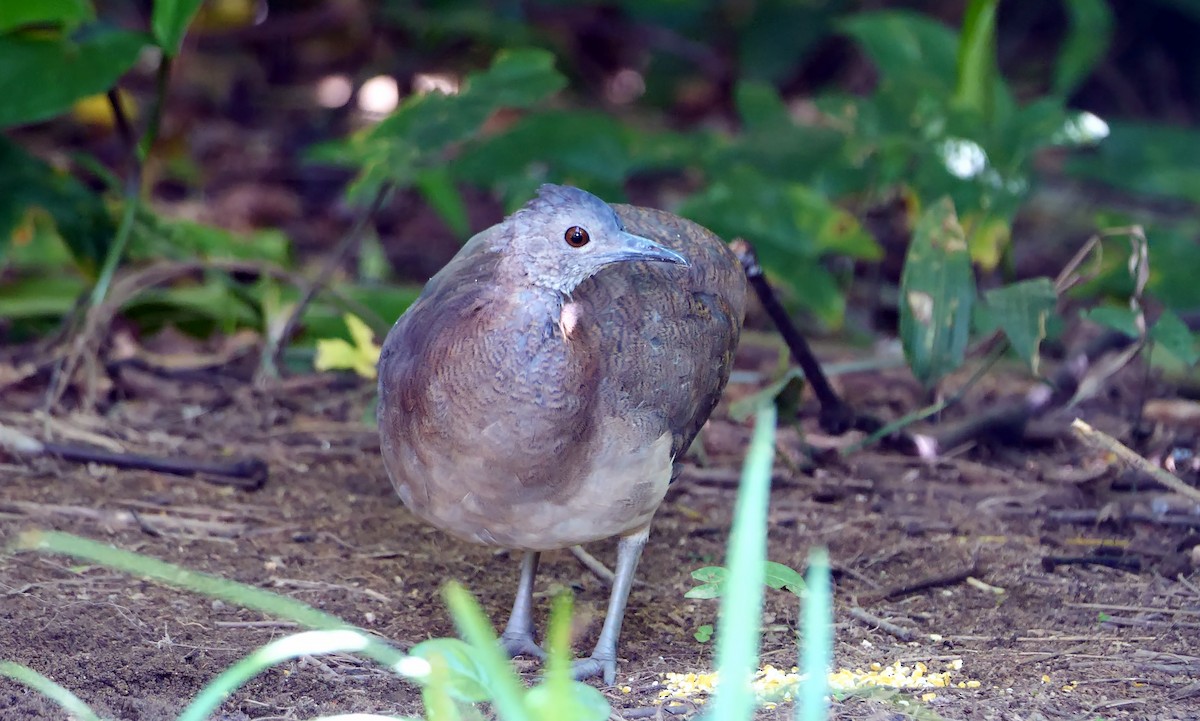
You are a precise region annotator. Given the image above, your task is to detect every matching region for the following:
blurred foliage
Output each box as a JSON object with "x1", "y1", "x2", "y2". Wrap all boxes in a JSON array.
[{"x1": 1, "y1": 0, "x2": 1198, "y2": 385}]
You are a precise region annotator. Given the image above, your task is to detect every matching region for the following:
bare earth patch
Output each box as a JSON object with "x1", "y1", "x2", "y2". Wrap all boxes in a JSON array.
[{"x1": 1, "y1": 350, "x2": 1198, "y2": 720}]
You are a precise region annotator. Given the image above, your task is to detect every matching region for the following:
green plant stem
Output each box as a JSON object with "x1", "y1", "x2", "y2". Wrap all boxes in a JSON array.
[
  {"x1": 139, "y1": 56, "x2": 173, "y2": 162},
  {"x1": 0, "y1": 662, "x2": 101, "y2": 721},
  {"x1": 88, "y1": 182, "x2": 139, "y2": 308}
]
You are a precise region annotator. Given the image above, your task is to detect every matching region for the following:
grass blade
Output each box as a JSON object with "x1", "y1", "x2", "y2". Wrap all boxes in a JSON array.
[
  {"x1": 707, "y1": 403, "x2": 777, "y2": 720},
  {"x1": 0, "y1": 661, "x2": 103, "y2": 721},
  {"x1": 797, "y1": 548, "x2": 832, "y2": 721}
]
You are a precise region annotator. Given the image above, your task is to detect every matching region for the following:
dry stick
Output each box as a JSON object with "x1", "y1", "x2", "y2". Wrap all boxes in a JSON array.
[
  {"x1": 913, "y1": 328, "x2": 1136, "y2": 458},
  {"x1": 1047, "y1": 509, "x2": 1200, "y2": 529},
  {"x1": 0, "y1": 422, "x2": 266, "y2": 490},
  {"x1": 1041, "y1": 555, "x2": 1142, "y2": 573},
  {"x1": 1072, "y1": 418, "x2": 1200, "y2": 505},
  {"x1": 847, "y1": 606, "x2": 918, "y2": 642},
  {"x1": 730, "y1": 238, "x2": 911, "y2": 450},
  {"x1": 874, "y1": 561, "x2": 979, "y2": 602},
  {"x1": 264, "y1": 184, "x2": 392, "y2": 380}
]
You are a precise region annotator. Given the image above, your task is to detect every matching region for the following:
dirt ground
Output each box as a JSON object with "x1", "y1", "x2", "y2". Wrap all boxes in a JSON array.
[{"x1": 2, "y1": 339, "x2": 1199, "y2": 721}]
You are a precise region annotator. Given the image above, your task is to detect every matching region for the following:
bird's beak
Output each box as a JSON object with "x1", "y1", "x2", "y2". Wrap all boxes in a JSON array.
[{"x1": 601, "y1": 231, "x2": 690, "y2": 268}]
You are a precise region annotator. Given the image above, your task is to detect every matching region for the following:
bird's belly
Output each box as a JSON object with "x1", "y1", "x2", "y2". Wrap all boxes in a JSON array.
[{"x1": 387, "y1": 428, "x2": 675, "y2": 551}]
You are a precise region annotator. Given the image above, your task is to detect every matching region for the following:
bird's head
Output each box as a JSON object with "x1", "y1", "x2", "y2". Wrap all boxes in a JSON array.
[{"x1": 502, "y1": 184, "x2": 688, "y2": 294}]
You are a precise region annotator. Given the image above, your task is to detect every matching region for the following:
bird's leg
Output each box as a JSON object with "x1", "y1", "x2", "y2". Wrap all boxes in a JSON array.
[
  {"x1": 572, "y1": 527, "x2": 648, "y2": 685},
  {"x1": 500, "y1": 551, "x2": 545, "y2": 659}
]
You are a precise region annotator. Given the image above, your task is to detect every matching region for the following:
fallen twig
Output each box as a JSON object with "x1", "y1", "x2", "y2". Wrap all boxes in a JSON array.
[
  {"x1": 847, "y1": 606, "x2": 918, "y2": 642},
  {"x1": 875, "y1": 561, "x2": 979, "y2": 602},
  {"x1": 0, "y1": 422, "x2": 267, "y2": 490},
  {"x1": 1071, "y1": 418, "x2": 1200, "y2": 505}
]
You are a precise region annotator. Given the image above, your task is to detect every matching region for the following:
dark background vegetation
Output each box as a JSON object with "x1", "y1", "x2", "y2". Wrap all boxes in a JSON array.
[{"x1": 2, "y1": 0, "x2": 1200, "y2": 369}]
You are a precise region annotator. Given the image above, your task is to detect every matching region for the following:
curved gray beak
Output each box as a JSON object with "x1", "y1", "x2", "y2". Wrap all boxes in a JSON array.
[{"x1": 600, "y1": 231, "x2": 690, "y2": 268}]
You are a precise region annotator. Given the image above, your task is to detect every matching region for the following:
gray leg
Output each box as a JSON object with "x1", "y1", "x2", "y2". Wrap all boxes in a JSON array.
[
  {"x1": 572, "y1": 527, "x2": 649, "y2": 685},
  {"x1": 500, "y1": 551, "x2": 545, "y2": 659}
]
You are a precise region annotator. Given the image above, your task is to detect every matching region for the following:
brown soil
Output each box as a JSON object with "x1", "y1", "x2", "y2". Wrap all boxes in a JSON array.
[{"x1": 1, "y1": 345, "x2": 1198, "y2": 721}]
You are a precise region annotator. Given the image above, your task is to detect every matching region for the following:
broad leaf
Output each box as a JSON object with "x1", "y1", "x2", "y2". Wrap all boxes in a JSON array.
[
  {"x1": 899, "y1": 197, "x2": 975, "y2": 387},
  {"x1": 409, "y1": 638, "x2": 491, "y2": 702},
  {"x1": 1151, "y1": 310, "x2": 1200, "y2": 366},
  {"x1": 0, "y1": 28, "x2": 147, "y2": 128},
  {"x1": 838, "y1": 10, "x2": 959, "y2": 95},
  {"x1": 985, "y1": 277, "x2": 1058, "y2": 374}
]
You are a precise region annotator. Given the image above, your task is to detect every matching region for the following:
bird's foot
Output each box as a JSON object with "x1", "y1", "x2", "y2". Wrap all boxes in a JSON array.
[
  {"x1": 571, "y1": 653, "x2": 617, "y2": 685},
  {"x1": 500, "y1": 631, "x2": 546, "y2": 660}
]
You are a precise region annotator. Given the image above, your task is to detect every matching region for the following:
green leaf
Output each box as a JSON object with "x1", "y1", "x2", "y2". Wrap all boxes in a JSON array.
[
  {"x1": 707, "y1": 405, "x2": 776, "y2": 721},
  {"x1": 143, "y1": 219, "x2": 291, "y2": 264},
  {"x1": 452, "y1": 110, "x2": 634, "y2": 198},
  {"x1": 371, "y1": 47, "x2": 565, "y2": 152},
  {"x1": 838, "y1": 10, "x2": 959, "y2": 95},
  {"x1": 1150, "y1": 310, "x2": 1200, "y2": 366},
  {"x1": 1055, "y1": 0, "x2": 1112, "y2": 95},
  {"x1": 693, "y1": 624, "x2": 714, "y2": 644},
  {"x1": 684, "y1": 566, "x2": 726, "y2": 600},
  {"x1": 339, "y1": 48, "x2": 565, "y2": 200},
  {"x1": 151, "y1": 0, "x2": 203, "y2": 55},
  {"x1": 1084, "y1": 305, "x2": 1140, "y2": 338},
  {"x1": 415, "y1": 167, "x2": 470, "y2": 238},
  {"x1": 763, "y1": 561, "x2": 806, "y2": 597},
  {"x1": 735, "y1": 80, "x2": 791, "y2": 133},
  {"x1": 442, "y1": 583, "x2": 531, "y2": 721},
  {"x1": 0, "y1": 27, "x2": 147, "y2": 128},
  {"x1": 0, "y1": 275, "x2": 86, "y2": 320},
  {"x1": 410, "y1": 638, "x2": 492, "y2": 703},
  {"x1": 0, "y1": 0, "x2": 94, "y2": 34},
  {"x1": 899, "y1": 197, "x2": 975, "y2": 387},
  {"x1": 786, "y1": 185, "x2": 881, "y2": 259},
  {"x1": 678, "y1": 172, "x2": 852, "y2": 326},
  {"x1": 984, "y1": 277, "x2": 1058, "y2": 374},
  {"x1": 0, "y1": 135, "x2": 114, "y2": 270},
  {"x1": 953, "y1": 0, "x2": 998, "y2": 115}
]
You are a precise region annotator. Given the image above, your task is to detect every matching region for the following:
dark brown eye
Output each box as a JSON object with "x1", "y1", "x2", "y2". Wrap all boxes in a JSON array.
[{"x1": 564, "y1": 226, "x2": 590, "y2": 248}]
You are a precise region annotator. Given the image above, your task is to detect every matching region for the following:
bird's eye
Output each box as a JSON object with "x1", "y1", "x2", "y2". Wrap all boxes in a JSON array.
[{"x1": 564, "y1": 226, "x2": 590, "y2": 248}]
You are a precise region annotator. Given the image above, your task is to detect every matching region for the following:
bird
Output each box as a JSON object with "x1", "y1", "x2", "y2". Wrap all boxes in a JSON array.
[{"x1": 377, "y1": 184, "x2": 745, "y2": 684}]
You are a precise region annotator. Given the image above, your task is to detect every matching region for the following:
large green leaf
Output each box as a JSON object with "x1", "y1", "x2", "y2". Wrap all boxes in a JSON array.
[
  {"x1": 984, "y1": 277, "x2": 1058, "y2": 374},
  {"x1": 370, "y1": 47, "x2": 565, "y2": 152},
  {"x1": 1151, "y1": 309, "x2": 1200, "y2": 367},
  {"x1": 0, "y1": 0, "x2": 93, "y2": 34},
  {"x1": 329, "y1": 48, "x2": 566, "y2": 201},
  {"x1": 151, "y1": 0, "x2": 203, "y2": 56},
  {"x1": 899, "y1": 197, "x2": 975, "y2": 387},
  {"x1": 452, "y1": 109, "x2": 634, "y2": 200},
  {"x1": 0, "y1": 27, "x2": 147, "y2": 128},
  {"x1": 838, "y1": 10, "x2": 959, "y2": 94}
]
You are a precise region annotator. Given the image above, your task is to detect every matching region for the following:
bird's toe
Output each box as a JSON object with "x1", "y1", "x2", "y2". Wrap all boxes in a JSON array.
[
  {"x1": 571, "y1": 654, "x2": 618, "y2": 685},
  {"x1": 500, "y1": 631, "x2": 546, "y2": 660}
]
